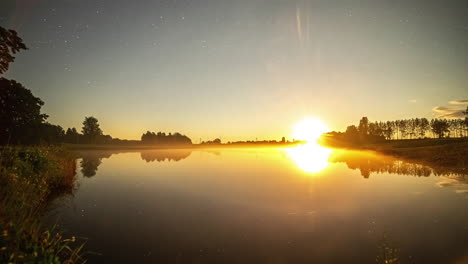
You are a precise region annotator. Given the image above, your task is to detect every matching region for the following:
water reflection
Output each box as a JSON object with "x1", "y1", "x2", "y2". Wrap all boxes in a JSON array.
[
  {"x1": 284, "y1": 143, "x2": 332, "y2": 173},
  {"x1": 140, "y1": 150, "x2": 191, "y2": 162},
  {"x1": 52, "y1": 148, "x2": 468, "y2": 263},
  {"x1": 79, "y1": 152, "x2": 112, "y2": 177},
  {"x1": 74, "y1": 149, "x2": 192, "y2": 177},
  {"x1": 284, "y1": 145, "x2": 468, "y2": 195},
  {"x1": 329, "y1": 149, "x2": 467, "y2": 180}
]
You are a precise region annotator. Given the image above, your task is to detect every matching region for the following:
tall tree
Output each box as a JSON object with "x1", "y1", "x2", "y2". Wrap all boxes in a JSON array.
[
  {"x1": 431, "y1": 119, "x2": 450, "y2": 138},
  {"x1": 358, "y1": 117, "x2": 369, "y2": 136},
  {"x1": 82, "y1": 116, "x2": 102, "y2": 143},
  {"x1": 0, "y1": 27, "x2": 27, "y2": 74}
]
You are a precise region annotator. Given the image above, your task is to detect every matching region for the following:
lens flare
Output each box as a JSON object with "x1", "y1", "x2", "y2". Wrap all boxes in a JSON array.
[{"x1": 292, "y1": 118, "x2": 329, "y2": 143}]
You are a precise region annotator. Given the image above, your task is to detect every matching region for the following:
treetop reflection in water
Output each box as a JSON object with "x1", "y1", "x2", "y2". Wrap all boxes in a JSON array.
[{"x1": 74, "y1": 149, "x2": 192, "y2": 177}]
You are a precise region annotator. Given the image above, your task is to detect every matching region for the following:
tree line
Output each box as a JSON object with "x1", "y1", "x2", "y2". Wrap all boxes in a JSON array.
[
  {"x1": 325, "y1": 115, "x2": 468, "y2": 144},
  {"x1": 0, "y1": 26, "x2": 192, "y2": 146},
  {"x1": 141, "y1": 131, "x2": 192, "y2": 145}
]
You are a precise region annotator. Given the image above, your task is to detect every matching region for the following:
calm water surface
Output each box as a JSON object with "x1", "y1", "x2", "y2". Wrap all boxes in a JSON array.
[{"x1": 45, "y1": 146, "x2": 468, "y2": 264}]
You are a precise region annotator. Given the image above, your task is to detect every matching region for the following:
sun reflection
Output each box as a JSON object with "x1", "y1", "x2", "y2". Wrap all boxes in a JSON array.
[{"x1": 285, "y1": 142, "x2": 332, "y2": 173}]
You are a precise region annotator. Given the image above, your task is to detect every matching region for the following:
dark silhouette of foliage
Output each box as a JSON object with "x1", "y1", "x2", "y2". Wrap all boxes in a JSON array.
[
  {"x1": 201, "y1": 138, "x2": 222, "y2": 145},
  {"x1": 0, "y1": 28, "x2": 64, "y2": 145},
  {"x1": 0, "y1": 78, "x2": 48, "y2": 144},
  {"x1": 358, "y1": 117, "x2": 369, "y2": 136},
  {"x1": 82, "y1": 116, "x2": 102, "y2": 137},
  {"x1": 141, "y1": 131, "x2": 192, "y2": 145},
  {"x1": 323, "y1": 116, "x2": 468, "y2": 146},
  {"x1": 65, "y1": 128, "x2": 81, "y2": 144},
  {"x1": 82, "y1": 116, "x2": 104, "y2": 144},
  {"x1": 430, "y1": 119, "x2": 450, "y2": 138},
  {"x1": 37, "y1": 123, "x2": 65, "y2": 144},
  {"x1": 0, "y1": 26, "x2": 27, "y2": 74}
]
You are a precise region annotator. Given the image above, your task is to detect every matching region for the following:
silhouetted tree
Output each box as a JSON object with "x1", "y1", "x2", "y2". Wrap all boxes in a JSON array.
[
  {"x1": 37, "y1": 123, "x2": 65, "y2": 144},
  {"x1": 82, "y1": 116, "x2": 103, "y2": 143},
  {"x1": 358, "y1": 117, "x2": 369, "y2": 136},
  {"x1": 65, "y1": 127, "x2": 81, "y2": 144},
  {"x1": 201, "y1": 138, "x2": 222, "y2": 145},
  {"x1": 141, "y1": 131, "x2": 192, "y2": 145},
  {"x1": 431, "y1": 119, "x2": 450, "y2": 138},
  {"x1": 419, "y1": 118, "x2": 430, "y2": 138},
  {"x1": 0, "y1": 78, "x2": 48, "y2": 144},
  {"x1": 0, "y1": 27, "x2": 27, "y2": 74}
]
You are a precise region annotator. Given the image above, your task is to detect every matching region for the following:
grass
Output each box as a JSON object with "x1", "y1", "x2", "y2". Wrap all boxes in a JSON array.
[{"x1": 0, "y1": 146, "x2": 85, "y2": 264}]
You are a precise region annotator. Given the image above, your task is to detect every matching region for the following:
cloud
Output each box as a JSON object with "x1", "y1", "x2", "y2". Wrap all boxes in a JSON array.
[
  {"x1": 432, "y1": 100, "x2": 467, "y2": 119},
  {"x1": 449, "y1": 99, "x2": 468, "y2": 105},
  {"x1": 408, "y1": 99, "x2": 417, "y2": 103}
]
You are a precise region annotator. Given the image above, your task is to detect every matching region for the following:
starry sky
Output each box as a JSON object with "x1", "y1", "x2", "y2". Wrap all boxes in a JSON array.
[{"x1": 1, "y1": 0, "x2": 468, "y2": 141}]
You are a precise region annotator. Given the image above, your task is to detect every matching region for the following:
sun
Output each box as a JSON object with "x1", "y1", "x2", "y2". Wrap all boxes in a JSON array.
[{"x1": 292, "y1": 118, "x2": 329, "y2": 142}]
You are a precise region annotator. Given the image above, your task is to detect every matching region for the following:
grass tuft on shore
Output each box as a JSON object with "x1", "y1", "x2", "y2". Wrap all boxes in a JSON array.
[{"x1": 0, "y1": 146, "x2": 85, "y2": 264}]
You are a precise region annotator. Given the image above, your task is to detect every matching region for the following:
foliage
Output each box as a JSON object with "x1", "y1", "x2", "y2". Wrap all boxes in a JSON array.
[
  {"x1": 324, "y1": 117, "x2": 468, "y2": 145},
  {"x1": 430, "y1": 119, "x2": 450, "y2": 138},
  {"x1": 81, "y1": 117, "x2": 102, "y2": 137},
  {"x1": 0, "y1": 78, "x2": 50, "y2": 144},
  {"x1": 81, "y1": 116, "x2": 103, "y2": 144},
  {"x1": 201, "y1": 138, "x2": 222, "y2": 145},
  {"x1": 0, "y1": 27, "x2": 65, "y2": 146},
  {"x1": 0, "y1": 147, "x2": 85, "y2": 263},
  {"x1": 0, "y1": 26, "x2": 27, "y2": 75},
  {"x1": 141, "y1": 131, "x2": 192, "y2": 145}
]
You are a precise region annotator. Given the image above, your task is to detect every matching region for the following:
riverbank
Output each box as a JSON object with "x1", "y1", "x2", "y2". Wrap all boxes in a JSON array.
[
  {"x1": 321, "y1": 138, "x2": 468, "y2": 174},
  {"x1": 63, "y1": 142, "x2": 303, "y2": 150},
  {"x1": 0, "y1": 146, "x2": 84, "y2": 263}
]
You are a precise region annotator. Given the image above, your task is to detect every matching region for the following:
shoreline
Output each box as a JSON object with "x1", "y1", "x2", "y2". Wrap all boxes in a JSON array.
[
  {"x1": 62, "y1": 142, "x2": 303, "y2": 150},
  {"x1": 321, "y1": 138, "x2": 468, "y2": 174}
]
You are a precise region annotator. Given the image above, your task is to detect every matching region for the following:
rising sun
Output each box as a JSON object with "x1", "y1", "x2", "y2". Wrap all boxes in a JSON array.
[{"x1": 292, "y1": 118, "x2": 329, "y2": 142}]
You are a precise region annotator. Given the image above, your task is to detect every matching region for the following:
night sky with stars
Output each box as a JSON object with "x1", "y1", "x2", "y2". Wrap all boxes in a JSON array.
[{"x1": 1, "y1": 0, "x2": 468, "y2": 140}]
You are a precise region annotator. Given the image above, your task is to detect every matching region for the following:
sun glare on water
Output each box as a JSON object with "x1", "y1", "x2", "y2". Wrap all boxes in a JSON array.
[{"x1": 286, "y1": 118, "x2": 332, "y2": 173}]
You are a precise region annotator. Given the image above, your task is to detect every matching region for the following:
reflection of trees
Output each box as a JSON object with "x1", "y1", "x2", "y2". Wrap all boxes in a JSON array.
[
  {"x1": 77, "y1": 152, "x2": 112, "y2": 177},
  {"x1": 80, "y1": 157, "x2": 102, "y2": 177},
  {"x1": 73, "y1": 149, "x2": 192, "y2": 177},
  {"x1": 140, "y1": 150, "x2": 191, "y2": 162},
  {"x1": 329, "y1": 150, "x2": 466, "y2": 181}
]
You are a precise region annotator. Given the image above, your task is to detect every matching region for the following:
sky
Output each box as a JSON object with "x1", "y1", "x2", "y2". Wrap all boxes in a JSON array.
[{"x1": 1, "y1": 0, "x2": 467, "y2": 141}]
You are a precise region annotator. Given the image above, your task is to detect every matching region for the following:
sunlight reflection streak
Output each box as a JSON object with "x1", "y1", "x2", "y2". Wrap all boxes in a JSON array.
[{"x1": 285, "y1": 143, "x2": 332, "y2": 173}]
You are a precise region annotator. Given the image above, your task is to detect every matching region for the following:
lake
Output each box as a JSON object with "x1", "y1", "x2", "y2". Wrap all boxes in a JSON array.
[{"x1": 44, "y1": 146, "x2": 468, "y2": 264}]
